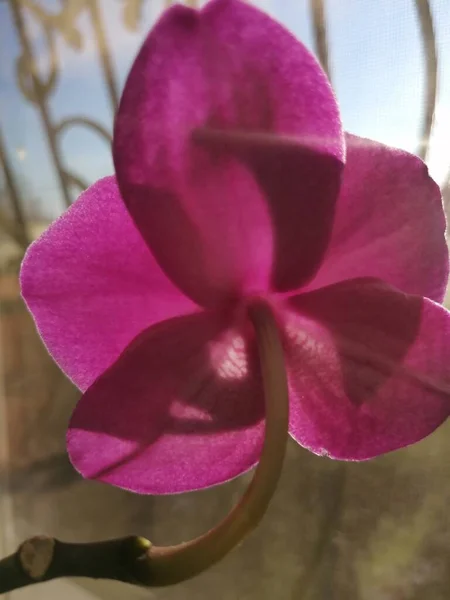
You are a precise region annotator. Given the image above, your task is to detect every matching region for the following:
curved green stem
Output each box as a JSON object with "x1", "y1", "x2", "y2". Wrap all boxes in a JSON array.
[{"x1": 139, "y1": 299, "x2": 289, "y2": 585}]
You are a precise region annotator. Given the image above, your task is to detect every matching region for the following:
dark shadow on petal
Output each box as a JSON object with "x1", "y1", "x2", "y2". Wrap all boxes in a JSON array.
[
  {"x1": 286, "y1": 278, "x2": 423, "y2": 407},
  {"x1": 241, "y1": 141, "x2": 342, "y2": 293},
  {"x1": 194, "y1": 129, "x2": 343, "y2": 293},
  {"x1": 69, "y1": 310, "x2": 264, "y2": 455},
  {"x1": 87, "y1": 444, "x2": 151, "y2": 481}
]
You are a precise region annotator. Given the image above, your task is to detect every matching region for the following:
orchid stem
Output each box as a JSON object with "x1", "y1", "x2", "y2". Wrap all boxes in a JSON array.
[{"x1": 0, "y1": 300, "x2": 289, "y2": 593}]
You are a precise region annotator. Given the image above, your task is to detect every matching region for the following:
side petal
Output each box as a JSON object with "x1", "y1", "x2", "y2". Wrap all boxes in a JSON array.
[
  {"x1": 20, "y1": 176, "x2": 197, "y2": 391},
  {"x1": 113, "y1": 0, "x2": 344, "y2": 307},
  {"x1": 67, "y1": 311, "x2": 265, "y2": 494},
  {"x1": 307, "y1": 134, "x2": 449, "y2": 302},
  {"x1": 282, "y1": 278, "x2": 450, "y2": 460}
]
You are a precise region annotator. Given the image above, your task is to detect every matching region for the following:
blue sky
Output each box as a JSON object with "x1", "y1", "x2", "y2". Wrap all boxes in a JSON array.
[{"x1": 0, "y1": 0, "x2": 449, "y2": 219}]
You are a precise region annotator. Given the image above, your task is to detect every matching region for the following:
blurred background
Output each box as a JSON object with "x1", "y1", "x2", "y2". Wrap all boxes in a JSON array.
[{"x1": 0, "y1": 0, "x2": 450, "y2": 598}]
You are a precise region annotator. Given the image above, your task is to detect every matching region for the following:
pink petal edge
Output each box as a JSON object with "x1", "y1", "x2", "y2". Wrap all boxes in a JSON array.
[
  {"x1": 307, "y1": 134, "x2": 449, "y2": 302},
  {"x1": 282, "y1": 278, "x2": 450, "y2": 459}
]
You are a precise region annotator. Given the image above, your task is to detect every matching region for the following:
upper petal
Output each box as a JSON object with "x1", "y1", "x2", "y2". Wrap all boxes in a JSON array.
[
  {"x1": 113, "y1": 0, "x2": 344, "y2": 307},
  {"x1": 282, "y1": 278, "x2": 450, "y2": 460},
  {"x1": 307, "y1": 134, "x2": 449, "y2": 302},
  {"x1": 20, "y1": 176, "x2": 197, "y2": 391},
  {"x1": 67, "y1": 310, "x2": 265, "y2": 494}
]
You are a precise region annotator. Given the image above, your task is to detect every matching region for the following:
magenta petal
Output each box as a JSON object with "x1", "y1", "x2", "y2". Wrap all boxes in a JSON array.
[
  {"x1": 67, "y1": 310, "x2": 265, "y2": 494},
  {"x1": 308, "y1": 134, "x2": 449, "y2": 302},
  {"x1": 283, "y1": 278, "x2": 450, "y2": 460},
  {"x1": 20, "y1": 177, "x2": 197, "y2": 391},
  {"x1": 113, "y1": 0, "x2": 344, "y2": 306},
  {"x1": 194, "y1": 130, "x2": 343, "y2": 294}
]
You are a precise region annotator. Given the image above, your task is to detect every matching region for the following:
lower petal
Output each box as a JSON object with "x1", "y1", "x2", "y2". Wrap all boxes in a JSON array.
[
  {"x1": 67, "y1": 310, "x2": 265, "y2": 494},
  {"x1": 282, "y1": 278, "x2": 450, "y2": 459}
]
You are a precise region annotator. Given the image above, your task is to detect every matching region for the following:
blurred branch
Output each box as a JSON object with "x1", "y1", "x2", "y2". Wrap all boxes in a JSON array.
[
  {"x1": 310, "y1": 0, "x2": 332, "y2": 83},
  {"x1": 9, "y1": 0, "x2": 73, "y2": 208},
  {"x1": 88, "y1": 0, "x2": 119, "y2": 112},
  {"x1": 120, "y1": 0, "x2": 144, "y2": 31},
  {"x1": 7, "y1": 0, "x2": 120, "y2": 213},
  {"x1": 164, "y1": 0, "x2": 199, "y2": 7},
  {"x1": 0, "y1": 209, "x2": 28, "y2": 251},
  {"x1": 19, "y1": 0, "x2": 86, "y2": 50},
  {"x1": 62, "y1": 171, "x2": 89, "y2": 194},
  {"x1": 0, "y1": 129, "x2": 29, "y2": 249},
  {"x1": 55, "y1": 117, "x2": 112, "y2": 145},
  {"x1": 415, "y1": 0, "x2": 438, "y2": 161}
]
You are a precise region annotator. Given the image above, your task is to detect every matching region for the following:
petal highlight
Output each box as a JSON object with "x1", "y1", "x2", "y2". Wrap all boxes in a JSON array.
[
  {"x1": 308, "y1": 134, "x2": 449, "y2": 302},
  {"x1": 67, "y1": 310, "x2": 265, "y2": 494},
  {"x1": 20, "y1": 177, "x2": 197, "y2": 391},
  {"x1": 283, "y1": 278, "x2": 450, "y2": 460},
  {"x1": 113, "y1": 0, "x2": 344, "y2": 306}
]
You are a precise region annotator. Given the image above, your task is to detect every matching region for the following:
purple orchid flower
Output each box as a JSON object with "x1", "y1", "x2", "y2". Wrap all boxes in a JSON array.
[{"x1": 20, "y1": 0, "x2": 450, "y2": 497}]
